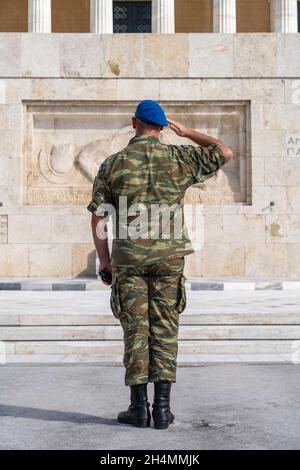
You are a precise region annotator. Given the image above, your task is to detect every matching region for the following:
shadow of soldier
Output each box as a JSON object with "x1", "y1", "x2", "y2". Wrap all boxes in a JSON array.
[{"x1": 0, "y1": 404, "x2": 119, "y2": 426}]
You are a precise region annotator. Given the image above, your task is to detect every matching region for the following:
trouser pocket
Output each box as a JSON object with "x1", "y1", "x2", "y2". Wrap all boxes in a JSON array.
[
  {"x1": 175, "y1": 274, "x2": 187, "y2": 314},
  {"x1": 110, "y1": 280, "x2": 122, "y2": 320}
]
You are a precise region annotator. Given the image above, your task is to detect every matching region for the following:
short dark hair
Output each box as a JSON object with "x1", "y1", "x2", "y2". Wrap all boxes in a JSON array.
[{"x1": 135, "y1": 117, "x2": 161, "y2": 131}]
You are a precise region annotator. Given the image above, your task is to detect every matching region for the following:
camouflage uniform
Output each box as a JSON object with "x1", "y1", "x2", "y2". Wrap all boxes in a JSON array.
[{"x1": 87, "y1": 135, "x2": 226, "y2": 385}]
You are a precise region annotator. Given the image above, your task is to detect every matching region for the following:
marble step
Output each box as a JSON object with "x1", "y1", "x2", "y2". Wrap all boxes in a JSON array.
[
  {"x1": 1, "y1": 311, "x2": 300, "y2": 326},
  {"x1": 1, "y1": 279, "x2": 300, "y2": 291},
  {"x1": 1, "y1": 325, "x2": 300, "y2": 341},
  {"x1": 2, "y1": 353, "x2": 293, "y2": 364},
  {"x1": 1, "y1": 340, "x2": 296, "y2": 360}
]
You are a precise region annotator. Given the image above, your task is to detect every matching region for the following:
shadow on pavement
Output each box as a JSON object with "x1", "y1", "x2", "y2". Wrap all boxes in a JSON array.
[{"x1": 0, "y1": 404, "x2": 119, "y2": 426}]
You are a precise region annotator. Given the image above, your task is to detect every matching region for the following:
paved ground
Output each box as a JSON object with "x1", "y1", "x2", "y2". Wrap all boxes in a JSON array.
[
  {"x1": 1, "y1": 289, "x2": 300, "y2": 449},
  {"x1": 0, "y1": 364, "x2": 299, "y2": 450}
]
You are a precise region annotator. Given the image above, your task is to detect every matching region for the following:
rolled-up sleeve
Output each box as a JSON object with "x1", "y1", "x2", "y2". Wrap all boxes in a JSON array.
[
  {"x1": 172, "y1": 143, "x2": 227, "y2": 185},
  {"x1": 87, "y1": 163, "x2": 112, "y2": 215}
]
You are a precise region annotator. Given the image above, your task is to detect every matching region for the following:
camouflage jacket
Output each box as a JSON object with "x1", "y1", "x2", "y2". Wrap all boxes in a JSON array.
[{"x1": 87, "y1": 135, "x2": 227, "y2": 266}]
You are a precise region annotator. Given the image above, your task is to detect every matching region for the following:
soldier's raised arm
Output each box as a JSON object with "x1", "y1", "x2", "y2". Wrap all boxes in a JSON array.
[
  {"x1": 168, "y1": 118, "x2": 233, "y2": 162},
  {"x1": 167, "y1": 118, "x2": 233, "y2": 185}
]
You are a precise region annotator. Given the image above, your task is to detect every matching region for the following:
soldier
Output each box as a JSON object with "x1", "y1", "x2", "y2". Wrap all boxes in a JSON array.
[{"x1": 88, "y1": 100, "x2": 233, "y2": 429}]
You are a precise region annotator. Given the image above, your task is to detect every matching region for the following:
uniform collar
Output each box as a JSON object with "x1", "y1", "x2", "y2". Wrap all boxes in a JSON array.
[{"x1": 129, "y1": 135, "x2": 159, "y2": 145}]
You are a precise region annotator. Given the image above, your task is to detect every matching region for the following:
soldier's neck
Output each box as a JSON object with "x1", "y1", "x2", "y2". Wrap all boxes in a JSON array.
[{"x1": 135, "y1": 132, "x2": 160, "y2": 139}]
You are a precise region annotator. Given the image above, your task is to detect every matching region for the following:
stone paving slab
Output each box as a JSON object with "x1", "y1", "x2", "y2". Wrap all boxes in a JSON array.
[{"x1": 0, "y1": 364, "x2": 299, "y2": 450}]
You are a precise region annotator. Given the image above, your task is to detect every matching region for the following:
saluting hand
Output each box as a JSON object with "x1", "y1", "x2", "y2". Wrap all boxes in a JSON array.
[{"x1": 167, "y1": 119, "x2": 190, "y2": 138}]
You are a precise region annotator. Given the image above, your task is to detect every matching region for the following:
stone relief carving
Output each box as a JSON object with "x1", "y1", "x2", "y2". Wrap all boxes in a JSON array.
[
  {"x1": 25, "y1": 102, "x2": 250, "y2": 205},
  {"x1": 39, "y1": 144, "x2": 78, "y2": 184}
]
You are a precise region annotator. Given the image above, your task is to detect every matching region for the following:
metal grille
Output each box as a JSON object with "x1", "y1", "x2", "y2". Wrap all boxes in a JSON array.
[{"x1": 113, "y1": 1, "x2": 151, "y2": 33}]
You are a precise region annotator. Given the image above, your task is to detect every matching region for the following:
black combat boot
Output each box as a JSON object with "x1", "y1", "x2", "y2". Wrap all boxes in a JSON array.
[
  {"x1": 117, "y1": 384, "x2": 151, "y2": 428},
  {"x1": 152, "y1": 380, "x2": 174, "y2": 429}
]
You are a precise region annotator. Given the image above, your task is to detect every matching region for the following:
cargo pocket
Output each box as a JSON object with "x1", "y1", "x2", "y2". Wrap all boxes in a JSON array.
[
  {"x1": 175, "y1": 274, "x2": 187, "y2": 314},
  {"x1": 110, "y1": 280, "x2": 122, "y2": 320}
]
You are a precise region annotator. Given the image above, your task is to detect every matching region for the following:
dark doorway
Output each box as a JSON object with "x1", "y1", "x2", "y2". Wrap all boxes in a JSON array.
[{"x1": 113, "y1": 1, "x2": 152, "y2": 33}]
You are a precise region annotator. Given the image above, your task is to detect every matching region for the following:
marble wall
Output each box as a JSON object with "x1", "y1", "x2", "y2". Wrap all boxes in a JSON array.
[{"x1": 0, "y1": 33, "x2": 299, "y2": 278}]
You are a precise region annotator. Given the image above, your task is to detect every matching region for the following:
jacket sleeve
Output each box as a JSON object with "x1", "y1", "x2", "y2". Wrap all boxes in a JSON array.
[
  {"x1": 171, "y1": 143, "x2": 228, "y2": 185},
  {"x1": 87, "y1": 162, "x2": 112, "y2": 216}
]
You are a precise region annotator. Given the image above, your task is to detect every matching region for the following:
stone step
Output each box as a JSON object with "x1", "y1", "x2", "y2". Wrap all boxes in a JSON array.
[
  {"x1": 1, "y1": 311, "x2": 300, "y2": 326},
  {"x1": 0, "y1": 278, "x2": 300, "y2": 292},
  {"x1": 3, "y1": 353, "x2": 292, "y2": 364},
  {"x1": 1, "y1": 278, "x2": 300, "y2": 291},
  {"x1": 1, "y1": 340, "x2": 296, "y2": 361},
  {"x1": 1, "y1": 325, "x2": 300, "y2": 341}
]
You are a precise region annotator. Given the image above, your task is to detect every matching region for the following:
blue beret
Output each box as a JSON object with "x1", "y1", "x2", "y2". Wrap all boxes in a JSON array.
[{"x1": 135, "y1": 100, "x2": 168, "y2": 127}]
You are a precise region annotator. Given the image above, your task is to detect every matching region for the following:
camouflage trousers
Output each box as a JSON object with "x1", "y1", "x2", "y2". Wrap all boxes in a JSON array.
[{"x1": 110, "y1": 257, "x2": 186, "y2": 386}]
